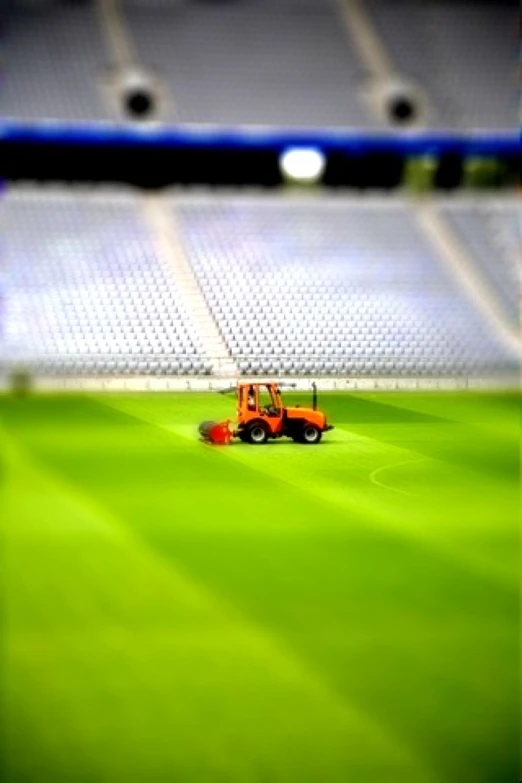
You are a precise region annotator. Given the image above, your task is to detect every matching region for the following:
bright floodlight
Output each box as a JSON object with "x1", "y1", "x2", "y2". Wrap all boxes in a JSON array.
[{"x1": 280, "y1": 147, "x2": 326, "y2": 184}]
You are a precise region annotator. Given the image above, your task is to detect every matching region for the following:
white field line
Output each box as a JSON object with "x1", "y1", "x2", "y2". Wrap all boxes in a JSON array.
[
  {"x1": 369, "y1": 457, "x2": 428, "y2": 497},
  {"x1": 96, "y1": 396, "x2": 515, "y2": 591}
]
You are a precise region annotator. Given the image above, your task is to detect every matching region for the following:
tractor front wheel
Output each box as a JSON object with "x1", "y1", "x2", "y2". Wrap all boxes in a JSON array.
[
  {"x1": 301, "y1": 424, "x2": 322, "y2": 444},
  {"x1": 247, "y1": 422, "x2": 269, "y2": 445}
]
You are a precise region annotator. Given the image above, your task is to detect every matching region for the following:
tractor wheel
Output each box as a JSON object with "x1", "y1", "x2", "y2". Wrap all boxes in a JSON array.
[
  {"x1": 238, "y1": 431, "x2": 249, "y2": 443},
  {"x1": 247, "y1": 422, "x2": 269, "y2": 445},
  {"x1": 301, "y1": 424, "x2": 322, "y2": 444}
]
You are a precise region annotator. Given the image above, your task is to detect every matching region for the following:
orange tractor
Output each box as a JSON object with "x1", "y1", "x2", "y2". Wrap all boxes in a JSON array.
[{"x1": 199, "y1": 381, "x2": 333, "y2": 445}]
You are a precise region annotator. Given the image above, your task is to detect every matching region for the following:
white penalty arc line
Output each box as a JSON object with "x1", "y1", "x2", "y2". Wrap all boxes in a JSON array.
[{"x1": 369, "y1": 457, "x2": 428, "y2": 497}]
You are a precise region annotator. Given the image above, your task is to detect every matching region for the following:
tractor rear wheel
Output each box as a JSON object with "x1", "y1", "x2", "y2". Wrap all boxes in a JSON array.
[
  {"x1": 247, "y1": 422, "x2": 269, "y2": 444},
  {"x1": 301, "y1": 424, "x2": 322, "y2": 444}
]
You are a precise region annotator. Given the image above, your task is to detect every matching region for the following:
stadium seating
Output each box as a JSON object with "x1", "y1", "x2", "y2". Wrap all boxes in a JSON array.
[
  {"x1": 2, "y1": 0, "x2": 514, "y2": 130},
  {"x1": 365, "y1": 0, "x2": 517, "y2": 129},
  {"x1": 3, "y1": 188, "x2": 209, "y2": 375},
  {"x1": 176, "y1": 194, "x2": 518, "y2": 377},
  {"x1": 3, "y1": 187, "x2": 518, "y2": 379},
  {"x1": 439, "y1": 199, "x2": 520, "y2": 329},
  {"x1": 2, "y1": 2, "x2": 110, "y2": 122},
  {"x1": 122, "y1": 0, "x2": 374, "y2": 127}
]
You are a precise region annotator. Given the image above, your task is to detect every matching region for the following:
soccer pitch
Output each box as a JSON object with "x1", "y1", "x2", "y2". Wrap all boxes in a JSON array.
[{"x1": 1, "y1": 390, "x2": 519, "y2": 783}]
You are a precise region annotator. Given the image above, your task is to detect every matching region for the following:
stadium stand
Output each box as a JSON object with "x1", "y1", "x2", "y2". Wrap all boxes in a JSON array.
[
  {"x1": 122, "y1": 0, "x2": 374, "y2": 127},
  {"x1": 365, "y1": 0, "x2": 518, "y2": 129},
  {"x1": 2, "y1": 187, "x2": 519, "y2": 380},
  {"x1": 2, "y1": 0, "x2": 515, "y2": 130},
  {"x1": 1, "y1": 0, "x2": 518, "y2": 383},
  {"x1": 439, "y1": 199, "x2": 520, "y2": 330},
  {"x1": 1, "y1": 1, "x2": 110, "y2": 122},
  {"x1": 176, "y1": 194, "x2": 518, "y2": 377},
  {"x1": 3, "y1": 188, "x2": 209, "y2": 375}
]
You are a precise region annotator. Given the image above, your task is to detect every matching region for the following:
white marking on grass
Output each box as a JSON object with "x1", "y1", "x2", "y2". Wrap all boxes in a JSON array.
[
  {"x1": 369, "y1": 458, "x2": 427, "y2": 497},
  {"x1": 96, "y1": 397, "x2": 517, "y2": 589}
]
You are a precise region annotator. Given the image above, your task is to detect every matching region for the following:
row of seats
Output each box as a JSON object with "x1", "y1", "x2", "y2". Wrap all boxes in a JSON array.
[
  {"x1": 7, "y1": 358, "x2": 210, "y2": 376},
  {"x1": 237, "y1": 358, "x2": 499, "y2": 377}
]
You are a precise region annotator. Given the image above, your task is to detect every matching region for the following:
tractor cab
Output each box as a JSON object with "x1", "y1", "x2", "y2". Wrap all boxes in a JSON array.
[
  {"x1": 239, "y1": 382, "x2": 283, "y2": 422},
  {"x1": 235, "y1": 381, "x2": 333, "y2": 444}
]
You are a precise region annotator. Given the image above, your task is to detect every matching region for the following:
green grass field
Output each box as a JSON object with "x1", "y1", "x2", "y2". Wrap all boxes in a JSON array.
[{"x1": 1, "y1": 390, "x2": 519, "y2": 783}]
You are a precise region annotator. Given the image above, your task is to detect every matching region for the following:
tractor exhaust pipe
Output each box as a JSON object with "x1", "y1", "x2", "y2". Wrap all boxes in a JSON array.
[{"x1": 312, "y1": 382, "x2": 317, "y2": 411}]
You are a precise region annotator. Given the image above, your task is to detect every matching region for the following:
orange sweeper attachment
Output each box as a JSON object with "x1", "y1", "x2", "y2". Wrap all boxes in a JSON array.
[{"x1": 198, "y1": 381, "x2": 333, "y2": 445}]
